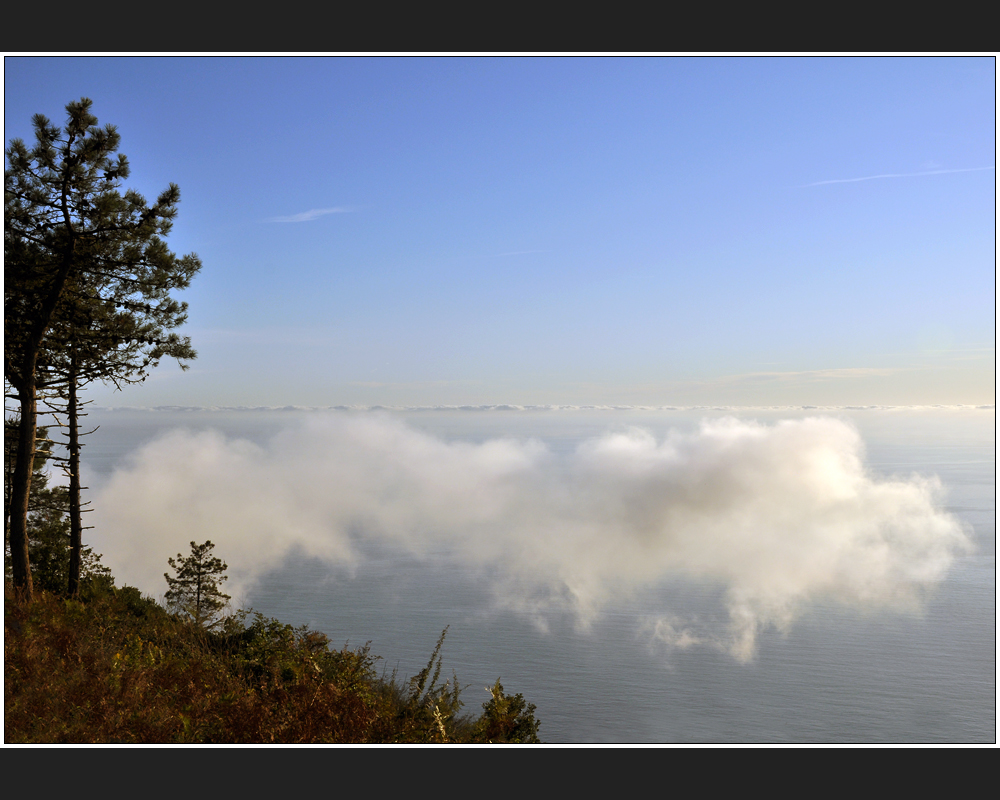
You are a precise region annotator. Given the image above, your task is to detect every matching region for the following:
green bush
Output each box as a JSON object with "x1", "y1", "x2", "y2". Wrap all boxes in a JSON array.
[{"x1": 473, "y1": 680, "x2": 542, "y2": 743}]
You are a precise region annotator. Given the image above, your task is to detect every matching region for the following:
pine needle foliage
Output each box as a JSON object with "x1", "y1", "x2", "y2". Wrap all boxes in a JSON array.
[
  {"x1": 474, "y1": 680, "x2": 542, "y2": 743},
  {"x1": 5, "y1": 97, "x2": 200, "y2": 599},
  {"x1": 163, "y1": 540, "x2": 230, "y2": 629}
]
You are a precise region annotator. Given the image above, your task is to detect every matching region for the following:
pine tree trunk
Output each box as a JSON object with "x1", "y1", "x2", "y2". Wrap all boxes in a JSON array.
[
  {"x1": 9, "y1": 381, "x2": 37, "y2": 600},
  {"x1": 7, "y1": 238, "x2": 79, "y2": 600},
  {"x1": 67, "y1": 349, "x2": 82, "y2": 598},
  {"x1": 4, "y1": 418, "x2": 16, "y2": 549}
]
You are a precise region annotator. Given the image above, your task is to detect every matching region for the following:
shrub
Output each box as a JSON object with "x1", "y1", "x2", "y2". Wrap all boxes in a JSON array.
[
  {"x1": 473, "y1": 680, "x2": 542, "y2": 743},
  {"x1": 5, "y1": 584, "x2": 542, "y2": 743}
]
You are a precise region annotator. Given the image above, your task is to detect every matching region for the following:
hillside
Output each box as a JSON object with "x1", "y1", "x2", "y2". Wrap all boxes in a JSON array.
[{"x1": 4, "y1": 582, "x2": 541, "y2": 744}]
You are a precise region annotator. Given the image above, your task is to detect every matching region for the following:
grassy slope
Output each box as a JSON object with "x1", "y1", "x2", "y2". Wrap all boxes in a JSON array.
[{"x1": 4, "y1": 583, "x2": 541, "y2": 744}]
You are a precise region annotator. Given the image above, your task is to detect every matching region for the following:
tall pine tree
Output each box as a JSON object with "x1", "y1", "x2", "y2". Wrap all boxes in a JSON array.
[{"x1": 5, "y1": 98, "x2": 200, "y2": 598}]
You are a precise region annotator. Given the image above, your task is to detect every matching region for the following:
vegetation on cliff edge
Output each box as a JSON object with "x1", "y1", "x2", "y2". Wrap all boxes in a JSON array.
[{"x1": 4, "y1": 581, "x2": 541, "y2": 744}]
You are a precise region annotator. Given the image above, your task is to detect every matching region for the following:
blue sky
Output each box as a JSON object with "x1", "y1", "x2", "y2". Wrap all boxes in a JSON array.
[{"x1": 4, "y1": 56, "x2": 995, "y2": 407}]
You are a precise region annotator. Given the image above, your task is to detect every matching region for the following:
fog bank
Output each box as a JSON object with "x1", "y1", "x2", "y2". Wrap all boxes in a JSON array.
[{"x1": 91, "y1": 414, "x2": 972, "y2": 661}]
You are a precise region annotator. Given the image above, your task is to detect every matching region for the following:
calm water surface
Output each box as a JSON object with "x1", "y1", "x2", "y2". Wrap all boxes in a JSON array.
[{"x1": 82, "y1": 407, "x2": 995, "y2": 743}]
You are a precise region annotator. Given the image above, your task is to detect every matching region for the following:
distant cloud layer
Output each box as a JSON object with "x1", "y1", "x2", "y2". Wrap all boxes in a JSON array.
[
  {"x1": 266, "y1": 207, "x2": 354, "y2": 223},
  {"x1": 92, "y1": 415, "x2": 971, "y2": 662}
]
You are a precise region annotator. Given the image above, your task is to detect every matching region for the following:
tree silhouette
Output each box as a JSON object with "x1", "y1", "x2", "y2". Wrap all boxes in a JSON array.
[{"x1": 5, "y1": 97, "x2": 200, "y2": 598}]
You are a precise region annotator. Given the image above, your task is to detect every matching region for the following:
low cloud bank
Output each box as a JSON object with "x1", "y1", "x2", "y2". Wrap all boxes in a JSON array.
[{"x1": 91, "y1": 415, "x2": 971, "y2": 661}]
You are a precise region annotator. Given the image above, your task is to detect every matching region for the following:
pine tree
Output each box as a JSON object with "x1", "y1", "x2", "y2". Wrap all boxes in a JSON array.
[
  {"x1": 5, "y1": 97, "x2": 201, "y2": 598},
  {"x1": 38, "y1": 273, "x2": 195, "y2": 597},
  {"x1": 164, "y1": 541, "x2": 231, "y2": 629}
]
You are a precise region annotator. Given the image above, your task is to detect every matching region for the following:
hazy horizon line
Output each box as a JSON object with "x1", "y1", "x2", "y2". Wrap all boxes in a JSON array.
[{"x1": 86, "y1": 403, "x2": 996, "y2": 413}]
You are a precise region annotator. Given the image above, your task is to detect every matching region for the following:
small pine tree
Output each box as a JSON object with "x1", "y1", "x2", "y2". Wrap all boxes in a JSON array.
[{"x1": 164, "y1": 540, "x2": 230, "y2": 628}]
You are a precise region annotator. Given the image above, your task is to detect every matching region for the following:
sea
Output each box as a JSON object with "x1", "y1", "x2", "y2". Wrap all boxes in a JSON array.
[{"x1": 76, "y1": 405, "x2": 995, "y2": 744}]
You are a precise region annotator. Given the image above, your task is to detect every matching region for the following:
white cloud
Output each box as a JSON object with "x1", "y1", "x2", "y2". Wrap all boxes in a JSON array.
[{"x1": 91, "y1": 414, "x2": 972, "y2": 662}]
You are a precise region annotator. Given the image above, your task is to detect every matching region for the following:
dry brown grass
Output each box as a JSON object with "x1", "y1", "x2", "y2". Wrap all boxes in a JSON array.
[{"x1": 4, "y1": 584, "x2": 540, "y2": 743}]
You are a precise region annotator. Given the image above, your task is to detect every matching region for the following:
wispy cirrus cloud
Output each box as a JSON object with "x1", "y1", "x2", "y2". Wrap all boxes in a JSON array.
[
  {"x1": 802, "y1": 166, "x2": 994, "y2": 188},
  {"x1": 266, "y1": 207, "x2": 355, "y2": 223}
]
